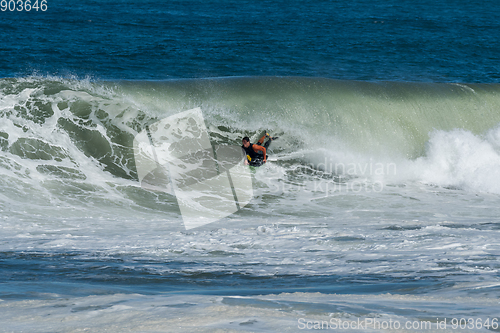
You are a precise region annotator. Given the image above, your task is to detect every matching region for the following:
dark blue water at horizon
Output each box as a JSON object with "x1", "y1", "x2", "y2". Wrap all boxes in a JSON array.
[{"x1": 2, "y1": 0, "x2": 500, "y2": 82}]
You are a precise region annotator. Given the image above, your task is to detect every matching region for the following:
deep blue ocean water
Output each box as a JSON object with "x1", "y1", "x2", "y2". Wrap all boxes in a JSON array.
[
  {"x1": 1, "y1": 1, "x2": 500, "y2": 332},
  {"x1": 2, "y1": 0, "x2": 500, "y2": 81}
]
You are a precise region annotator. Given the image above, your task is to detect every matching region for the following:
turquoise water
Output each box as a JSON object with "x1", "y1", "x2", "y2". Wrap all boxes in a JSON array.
[{"x1": 1, "y1": 1, "x2": 500, "y2": 332}]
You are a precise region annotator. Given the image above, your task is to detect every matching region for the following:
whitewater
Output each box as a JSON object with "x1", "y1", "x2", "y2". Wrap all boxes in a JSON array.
[{"x1": 0, "y1": 76, "x2": 498, "y2": 332}]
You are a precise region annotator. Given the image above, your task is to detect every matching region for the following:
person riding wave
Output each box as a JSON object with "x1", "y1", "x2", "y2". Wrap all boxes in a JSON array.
[{"x1": 241, "y1": 133, "x2": 278, "y2": 166}]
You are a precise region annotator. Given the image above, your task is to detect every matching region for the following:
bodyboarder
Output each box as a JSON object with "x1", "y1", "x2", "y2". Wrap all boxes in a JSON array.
[{"x1": 241, "y1": 132, "x2": 278, "y2": 167}]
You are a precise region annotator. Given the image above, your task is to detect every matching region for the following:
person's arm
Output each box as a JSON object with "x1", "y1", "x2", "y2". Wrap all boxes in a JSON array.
[{"x1": 252, "y1": 144, "x2": 267, "y2": 162}]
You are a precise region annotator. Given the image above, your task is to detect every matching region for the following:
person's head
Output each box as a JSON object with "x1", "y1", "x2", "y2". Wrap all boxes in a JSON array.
[{"x1": 242, "y1": 137, "x2": 250, "y2": 148}]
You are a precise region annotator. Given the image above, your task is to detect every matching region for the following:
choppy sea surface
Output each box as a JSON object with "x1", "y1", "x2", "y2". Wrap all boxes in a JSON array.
[{"x1": 1, "y1": 1, "x2": 500, "y2": 332}]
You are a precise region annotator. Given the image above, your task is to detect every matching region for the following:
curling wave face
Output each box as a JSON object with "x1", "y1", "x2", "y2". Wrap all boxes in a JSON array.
[{"x1": 2, "y1": 76, "x2": 500, "y2": 202}]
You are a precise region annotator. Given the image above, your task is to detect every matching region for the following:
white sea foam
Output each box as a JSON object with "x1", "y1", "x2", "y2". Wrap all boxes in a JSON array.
[
  {"x1": 0, "y1": 292, "x2": 498, "y2": 332},
  {"x1": 414, "y1": 126, "x2": 500, "y2": 194},
  {"x1": 1, "y1": 77, "x2": 500, "y2": 332}
]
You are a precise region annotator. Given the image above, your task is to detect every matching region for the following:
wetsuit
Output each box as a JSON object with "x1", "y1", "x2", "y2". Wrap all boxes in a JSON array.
[{"x1": 242, "y1": 134, "x2": 272, "y2": 166}]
